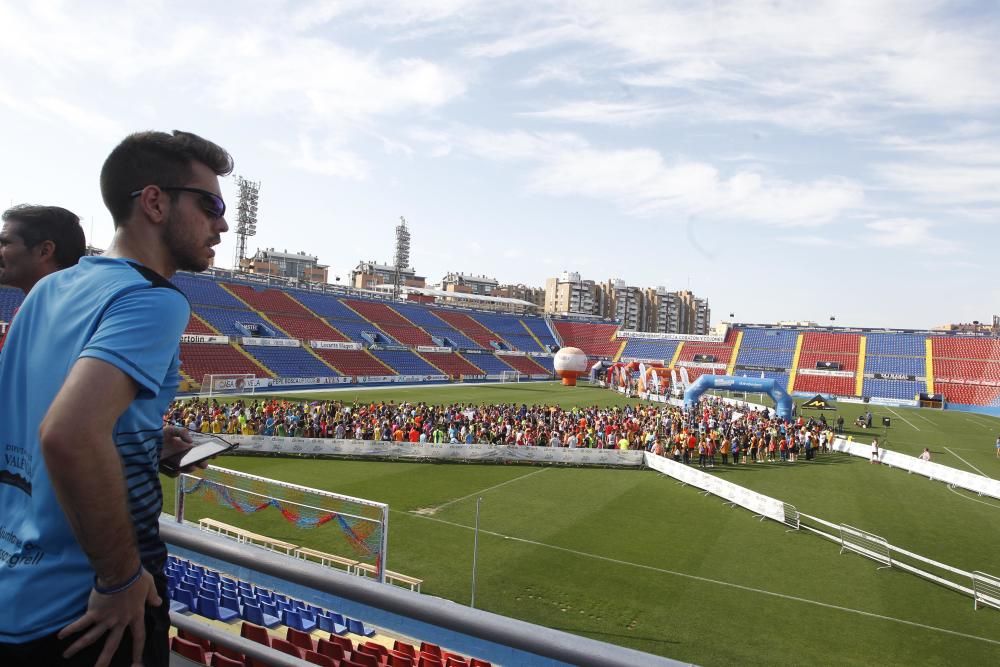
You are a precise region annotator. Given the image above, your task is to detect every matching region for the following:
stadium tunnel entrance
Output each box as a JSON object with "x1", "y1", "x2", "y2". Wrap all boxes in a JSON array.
[{"x1": 684, "y1": 374, "x2": 794, "y2": 420}]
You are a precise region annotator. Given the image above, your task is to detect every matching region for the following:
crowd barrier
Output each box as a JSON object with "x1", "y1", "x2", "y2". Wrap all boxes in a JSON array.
[
  {"x1": 643, "y1": 452, "x2": 785, "y2": 522},
  {"x1": 831, "y1": 437, "x2": 1000, "y2": 500},
  {"x1": 227, "y1": 434, "x2": 645, "y2": 466}
]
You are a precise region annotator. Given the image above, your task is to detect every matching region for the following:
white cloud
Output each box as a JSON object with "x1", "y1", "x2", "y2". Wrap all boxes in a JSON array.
[
  {"x1": 776, "y1": 235, "x2": 840, "y2": 247},
  {"x1": 459, "y1": 130, "x2": 863, "y2": 226},
  {"x1": 865, "y1": 218, "x2": 960, "y2": 253},
  {"x1": 520, "y1": 100, "x2": 668, "y2": 125}
]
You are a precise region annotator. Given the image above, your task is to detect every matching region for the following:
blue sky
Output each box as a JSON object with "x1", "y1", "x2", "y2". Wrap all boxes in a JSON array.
[{"x1": 0, "y1": 1, "x2": 997, "y2": 329}]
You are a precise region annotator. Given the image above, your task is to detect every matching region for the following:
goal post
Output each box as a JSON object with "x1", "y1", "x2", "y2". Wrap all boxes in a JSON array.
[
  {"x1": 200, "y1": 374, "x2": 256, "y2": 397},
  {"x1": 177, "y1": 465, "x2": 390, "y2": 583},
  {"x1": 500, "y1": 370, "x2": 522, "y2": 383}
]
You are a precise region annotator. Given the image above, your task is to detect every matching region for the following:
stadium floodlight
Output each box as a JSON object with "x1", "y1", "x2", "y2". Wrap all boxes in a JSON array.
[
  {"x1": 393, "y1": 216, "x2": 411, "y2": 299},
  {"x1": 233, "y1": 176, "x2": 261, "y2": 270}
]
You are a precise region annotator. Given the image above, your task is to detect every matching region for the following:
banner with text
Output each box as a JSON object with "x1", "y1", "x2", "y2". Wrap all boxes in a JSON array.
[
  {"x1": 242, "y1": 337, "x2": 301, "y2": 347},
  {"x1": 616, "y1": 330, "x2": 724, "y2": 343},
  {"x1": 181, "y1": 334, "x2": 230, "y2": 344},
  {"x1": 310, "y1": 340, "x2": 362, "y2": 351}
]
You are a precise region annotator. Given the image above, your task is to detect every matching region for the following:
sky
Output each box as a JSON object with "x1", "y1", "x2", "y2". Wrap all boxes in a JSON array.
[{"x1": 0, "y1": 0, "x2": 998, "y2": 329}]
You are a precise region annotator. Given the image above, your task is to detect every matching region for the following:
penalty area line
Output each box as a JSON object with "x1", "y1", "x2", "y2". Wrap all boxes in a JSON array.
[
  {"x1": 942, "y1": 446, "x2": 991, "y2": 478},
  {"x1": 419, "y1": 467, "x2": 549, "y2": 514},
  {"x1": 886, "y1": 407, "x2": 919, "y2": 431},
  {"x1": 397, "y1": 511, "x2": 1000, "y2": 648}
]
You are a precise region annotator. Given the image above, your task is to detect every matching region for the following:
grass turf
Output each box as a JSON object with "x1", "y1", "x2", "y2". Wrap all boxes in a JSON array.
[{"x1": 166, "y1": 382, "x2": 1000, "y2": 665}]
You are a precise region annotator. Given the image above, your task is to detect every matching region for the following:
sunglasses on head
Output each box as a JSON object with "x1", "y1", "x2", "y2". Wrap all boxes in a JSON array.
[{"x1": 129, "y1": 186, "x2": 226, "y2": 219}]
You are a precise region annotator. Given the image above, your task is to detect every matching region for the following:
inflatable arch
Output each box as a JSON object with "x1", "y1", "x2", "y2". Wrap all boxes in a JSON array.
[{"x1": 683, "y1": 374, "x2": 793, "y2": 420}]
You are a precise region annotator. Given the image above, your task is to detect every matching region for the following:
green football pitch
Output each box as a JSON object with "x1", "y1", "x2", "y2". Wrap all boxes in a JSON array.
[{"x1": 164, "y1": 383, "x2": 1000, "y2": 666}]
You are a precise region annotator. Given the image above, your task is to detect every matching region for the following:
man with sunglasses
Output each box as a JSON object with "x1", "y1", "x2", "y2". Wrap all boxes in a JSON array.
[{"x1": 0, "y1": 130, "x2": 232, "y2": 667}]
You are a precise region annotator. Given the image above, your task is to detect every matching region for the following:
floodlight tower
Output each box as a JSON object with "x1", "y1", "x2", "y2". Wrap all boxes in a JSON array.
[
  {"x1": 393, "y1": 216, "x2": 411, "y2": 299},
  {"x1": 233, "y1": 176, "x2": 260, "y2": 270}
]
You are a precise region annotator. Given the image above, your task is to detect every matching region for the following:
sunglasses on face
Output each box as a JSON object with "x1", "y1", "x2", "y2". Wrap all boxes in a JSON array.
[{"x1": 129, "y1": 186, "x2": 227, "y2": 219}]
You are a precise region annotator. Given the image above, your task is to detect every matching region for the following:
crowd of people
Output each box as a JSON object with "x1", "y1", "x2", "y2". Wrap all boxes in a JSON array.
[{"x1": 165, "y1": 394, "x2": 840, "y2": 465}]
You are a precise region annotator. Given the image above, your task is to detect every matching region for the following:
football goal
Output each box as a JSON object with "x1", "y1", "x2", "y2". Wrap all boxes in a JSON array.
[
  {"x1": 200, "y1": 374, "x2": 256, "y2": 397},
  {"x1": 500, "y1": 370, "x2": 523, "y2": 383}
]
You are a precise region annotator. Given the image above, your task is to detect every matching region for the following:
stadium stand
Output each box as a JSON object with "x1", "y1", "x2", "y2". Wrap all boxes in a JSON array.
[
  {"x1": 433, "y1": 310, "x2": 509, "y2": 350},
  {"x1": 243, "y1": 346, "x2": 338, "y2": 378},
  {"x1": 521, "y1": 317, "x2": 559, "y2": 350},
  {"x1": 620, "y1": 339, "x2": 680, "y2": 362},
  {"x1": 174, "y1": 274, "x2": 247, "y2": 309},
  {"x1": 312, "y1": 349, "x2": 394, "y2": 377},
  {"x1": 420, "y1": 351, "x2": 485, "y2": 377},
  {"x1": 495, "y1": 354, "x2": 551, "y2": 376},
  {"x1": 552, "y1": 321, "x2": 621, "y2": 358},
  {"x1": 862, "y1": 378, "x2": 923, "y2": 401},
  {"x1": 462, "y1": 352, "x2": 516, "y2": 376},
  {"x1": 370, "y1": 349, "x2": 442, "y2": 376},
  {"x1": 185, "y1": 314, "x2": 218, "y2": 335},
  {"x1": 194, "y1": 306, "x2": 279, "y2": 338},
  {"x1": 467, "y1": 312, "x2": 542, "y2": 352},
  {"x1": 933, "y1": 335, "x2": 1000, "y2": 406},
  {"x1": 791, "y1": 332, "x2": 861, "y2": 396},
  {"x1": 392, "y1": 302, "x2": 481, "y2": 349},
  {"x1": 166, "y1": 554, "x2": 496, "y2": 667},
  {"x1": 0, "y1": 286, "x2": 24, "y2": 321},
  {"x1": 180, "y1": 344, "x2": 273, "y2": 382},
  {"x1": 672, "y1": 332, "x2": 737, "y2": 383},
  {"x1": 343, "y1": 299, "x2": 436, "y2": 346}
]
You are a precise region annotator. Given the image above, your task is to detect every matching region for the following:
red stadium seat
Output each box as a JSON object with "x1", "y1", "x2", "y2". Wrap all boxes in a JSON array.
[
  {"x1": 271, "y1": 637, "x2": 305, "y2": 659},
  {"x1": 304, "y1": 649, "x2": 339, "y2": 667},
  {"x1": 393, "y1": 641, "x2": 416, "y2": 657},
  {"x1": 240, "y1": 621, "x2": 272, "y2": 647},
  {"x1": 211, "y1": 654, "x2": 243, "y2": 667},
  {"x1": 287, "y1": 626, "x2": 317, "y2": 652},
  {"x1": 171, "y1": 636, "x2": 207, "y2": 664},
  {"x1": 318, "y1": 637, "x2": 348, "y2": 662}
]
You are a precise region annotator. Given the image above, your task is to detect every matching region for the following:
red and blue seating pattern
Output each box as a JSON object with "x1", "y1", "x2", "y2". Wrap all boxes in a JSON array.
[
  {"x1": 167, "y1": 555, "x2": 492, "y2": 667},
  {"x1": 932, "y1": 336, "x2": 1000, "y2": 407},
  {"x1": 6, "y1": 275, "x2": 1000, "y2": 409}
]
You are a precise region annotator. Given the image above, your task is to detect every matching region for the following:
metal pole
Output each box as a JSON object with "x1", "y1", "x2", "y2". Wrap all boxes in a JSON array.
[{"x1": 471, "y1": 496, "x2": 482, "y2": 609}]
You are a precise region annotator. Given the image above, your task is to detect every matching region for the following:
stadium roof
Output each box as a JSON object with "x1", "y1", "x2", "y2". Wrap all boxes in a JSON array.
[{"x1": 372, "y1": 284, "x2": 537, "y2": 308}]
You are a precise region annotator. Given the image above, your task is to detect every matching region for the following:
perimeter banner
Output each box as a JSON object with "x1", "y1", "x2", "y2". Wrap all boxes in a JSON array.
[
  {"x1": 643, "y1": 453, "x2": 785, "y2": 522},
  {"x1": 226, "y1": 435, "x2": 645, "y2": 466},
  {"x1": 831, "y1": 438, "x2": 1000, "y2": 499}
]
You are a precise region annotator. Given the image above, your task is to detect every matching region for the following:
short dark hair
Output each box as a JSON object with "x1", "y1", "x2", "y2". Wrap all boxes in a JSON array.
[
  {"x1": 1, "y1": 205, "x2": 86, "y2": 270},
  {"x1": 100, "y1": 130, "x2": 234, "y2": 226}
]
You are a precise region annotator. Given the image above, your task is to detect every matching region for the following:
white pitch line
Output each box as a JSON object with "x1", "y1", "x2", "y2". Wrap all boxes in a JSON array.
[
  {"x1": 947, "y1": 484, "x2": 1000, "y2": 510},
  {"x1": 910, "y1": 411, "x2": 936, "y2": 426},
  {"x1": 887, "y1": 407, "x2": 920, "y2": 431},
  {"x1": 425, "y1": 467, "x2": 549, "y2": 513},
  {"x1": 942, "y1": 446, "x2": 990, "y2": 478},
  {"x1": 397, "y1": 510, "x2": 1000, "y2": 648},
  {"x1": 964, "y1": 417, "x2": 991, "y2": 430}
]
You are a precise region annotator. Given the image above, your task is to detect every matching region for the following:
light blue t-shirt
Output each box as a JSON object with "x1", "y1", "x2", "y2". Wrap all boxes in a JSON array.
[{"x1": 0, "y1": 256, "x2": 189, "y2": 642}]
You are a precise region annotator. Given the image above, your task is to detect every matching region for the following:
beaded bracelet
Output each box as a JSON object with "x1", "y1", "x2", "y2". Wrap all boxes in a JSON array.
[{"x1": 94, "y1": 564, "x2": 144, "y2": 596}]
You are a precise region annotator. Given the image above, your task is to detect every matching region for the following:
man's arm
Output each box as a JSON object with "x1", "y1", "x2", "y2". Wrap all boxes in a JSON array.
[{"x1": 40, "y1": 356, "x2": 160, "y2": 667}]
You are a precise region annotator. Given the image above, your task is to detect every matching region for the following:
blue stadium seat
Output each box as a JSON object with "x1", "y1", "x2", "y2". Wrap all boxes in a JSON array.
[
  {"x1": 198, "y1": 591, "x2": 239, "y2": 622},
  {"x1": 346, "y1": 617, "x2": 375, "y2": 637},
  {"x1": 370, "y1": 349, "x2": 441, "y2": 375},
  {"x1": 462, "y1": 353, "x2": 515, "y2": 375},
  {"x1": 242, "y1": 600, "x2": 281, "y2": 628},
  {"x1": 243, "y1": 345, "x2": 338, "y2": 377},
  {"x1": 282, "y1": 609, "x2": 317, "y2": 633},
  {"x1": 318, "y1": 612, "x2": 348, "y2": 635}
]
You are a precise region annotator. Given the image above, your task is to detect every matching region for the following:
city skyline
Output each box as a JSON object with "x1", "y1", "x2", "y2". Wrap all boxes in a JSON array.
[{"x1": 1, "y1": 1, "x2": 998, "y2": 329}]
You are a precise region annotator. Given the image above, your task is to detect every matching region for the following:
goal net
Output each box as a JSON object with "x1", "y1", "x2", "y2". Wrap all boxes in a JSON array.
[
  {"x1": 200, "y1": 374, "x2": 256, "y2": 397},
  {"x1": 175, "y1": 465, "x2": 390, "y2": 582},
  {"x1": 500, "y1": 370, "x2": 522, "y2": 383}
]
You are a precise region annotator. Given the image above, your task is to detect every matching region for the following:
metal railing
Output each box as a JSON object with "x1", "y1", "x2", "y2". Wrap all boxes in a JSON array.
[{"x1": 161, "y1": 520, "x2": 688, "y2": 667}]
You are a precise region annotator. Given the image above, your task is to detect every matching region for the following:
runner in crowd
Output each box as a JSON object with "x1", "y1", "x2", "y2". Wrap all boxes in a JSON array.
[{"x1": 164, "y1": 395, "x2": 837, "y2": 461}]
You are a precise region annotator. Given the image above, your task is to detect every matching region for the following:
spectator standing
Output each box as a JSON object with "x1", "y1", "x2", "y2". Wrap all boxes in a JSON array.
[{"x1": 0, "y1": 131, "x2": 232, "y2": 667}]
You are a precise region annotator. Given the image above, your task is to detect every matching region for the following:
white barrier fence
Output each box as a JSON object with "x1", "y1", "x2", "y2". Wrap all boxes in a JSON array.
[
  {"x1": 973, "y1": 572, "x2": 1000, "y2": 611},
  {"x1": 839, "y1": 524, "x2": 891, "y2": 569},
  {"x1": 643, "y1": 453, "x2": 786, "y2": 523},
  {"x1": 831, "y1": 437, "x2": 1000, "y2": 500},
  {"x1": 227, "y1": 435, "x2": 645, "y2": 466}
]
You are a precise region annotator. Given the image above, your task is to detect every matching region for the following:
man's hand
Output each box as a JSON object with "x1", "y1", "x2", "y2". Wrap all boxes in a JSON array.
[
  {"x1": 160, "y1": 425, "x2": 209, "y2": 476},
  {"x1": 58, "y1": 568, "x2": 161, "y2": 667}
]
